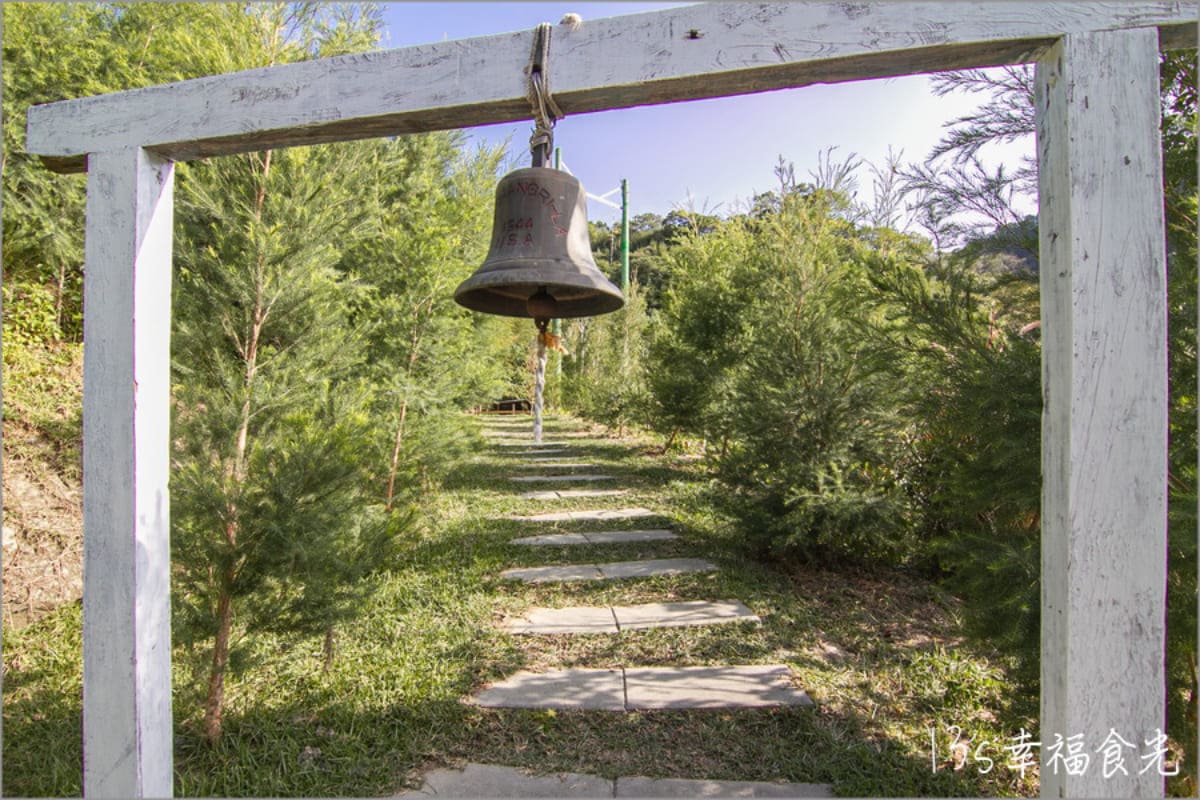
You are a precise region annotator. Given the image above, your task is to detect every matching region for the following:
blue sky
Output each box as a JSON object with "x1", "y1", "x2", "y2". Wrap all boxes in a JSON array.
[{"x1": 379, "y1": 2, "x2": 1036, "y2": 227}]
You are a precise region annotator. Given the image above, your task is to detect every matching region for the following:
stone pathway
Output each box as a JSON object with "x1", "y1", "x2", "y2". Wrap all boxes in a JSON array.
[
  {"x1": 511, "y1": 529, "x2": 676, "y2": 546},
  {"x1": 504, "y1": 600, "x2": 759, "y2": 634},
  {"x1": 446, "y1": 418, "x2": 832, "y2": 796},
  {"x1": 394, "y1": 763, "x2": 833, "y2": 798},
  {"x1": 500, "y1": 557, "x2": 717, "y2": 584}
]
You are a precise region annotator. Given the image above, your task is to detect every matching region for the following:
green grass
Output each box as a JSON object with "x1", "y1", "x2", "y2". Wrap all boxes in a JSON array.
[{"x1": 1, "y1": 412, "x2": 1038, "y2": 797}]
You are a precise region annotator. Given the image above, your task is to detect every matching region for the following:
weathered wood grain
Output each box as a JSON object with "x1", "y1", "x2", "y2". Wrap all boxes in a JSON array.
[
  {"x1": 81, "y1": 148, "x2": 175, "y2": 798},
  {"x1": 1036, "y1": 27, "x2": 1168, "y2": 799},
  {"x1": 27, "y1": 2, "x2": 1197, "y2": 173}
]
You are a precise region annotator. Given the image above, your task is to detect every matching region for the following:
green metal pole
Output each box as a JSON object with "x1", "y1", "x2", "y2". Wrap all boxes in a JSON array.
[{"x1": 620, "y1": 178, "x2": 630, "y2": 292}]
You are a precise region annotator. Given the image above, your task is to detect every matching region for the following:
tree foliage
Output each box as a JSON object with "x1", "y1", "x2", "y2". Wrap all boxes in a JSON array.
[
  {"x1": 562, "y1": 55, "x2": 1197, "y2": 789},
  {"x1": 3, "y1": 2, "x2": 519, "y2": 744}
]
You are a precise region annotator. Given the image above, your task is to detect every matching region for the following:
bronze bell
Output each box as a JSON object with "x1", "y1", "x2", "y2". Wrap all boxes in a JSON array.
[{"x1": 454, "y1": 167, "x2": 625, "y2": 318}]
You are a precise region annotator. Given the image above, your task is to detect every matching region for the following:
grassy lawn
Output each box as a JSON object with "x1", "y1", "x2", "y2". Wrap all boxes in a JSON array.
[{"x1": 2, "y1": 413, "x2": 1038, "y2": 796}]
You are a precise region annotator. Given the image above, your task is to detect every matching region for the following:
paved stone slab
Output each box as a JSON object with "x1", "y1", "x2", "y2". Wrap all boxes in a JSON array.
[
  {"x1": 515, "y1": 460, "x2": 598, "y2": 468},
  {"x1": 473, "y1": 668, "x2": 625, "y2": 710},
  {"x1": 395, "y1": 763, "x2": 833, "y2": 799},
  {"x1": 496, "y1": 440, "x2": 570, "y2": 447},
  {"x1": 511, "y1": 533, "x2": 595, "y2": 546},
  {"x1": 510, "y1": 507, "x2": 658, "y2": 523},
  {"x1": 616, "y1": 776, "x2": 832, "y2": 798},
  {"x1": 511, "y1": 529, "x2": 676, "y2": 546},
  {"x1": 584, "y1": 529, "x2": 677, "y2": 545},
  {"x1": 499, "y1": 564, "x2": 605, "y2": 583},
  {"x1": 396, "y1": 763, "x2": 613, "y2": 798},
  {"x1": 505, "y1": 601, "x2": 756, "y2": 635},
  {"x1": 519, "y1": 448, "x2": 570, "y2": 456},
  {"x1": 613, "y1": 600, "x2": 759, "y2": 631},
  {"x1": 509, "y1": 474, "x2": 615, "y2": 482},
  {"x1": 500, "y1": 558, "x2": 712, "y2": 584},
  {"x1": 597, "y1": 558, "x2": 716, "y2": 580},
  {"x1": 503, "y1": 606, "x2": 619, "y2": 634},
  {"x1": 521, "y1": 489, "x2": 628, "y2": 500},
  {"x1": 623, "y1": 665, "x2": 813, "y2": 709},
  {"x1": 472, "y1": 665, "x2": 812, "y2": 711}
]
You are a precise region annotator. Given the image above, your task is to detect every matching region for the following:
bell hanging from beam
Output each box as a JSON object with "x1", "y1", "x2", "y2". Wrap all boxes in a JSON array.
[{"x1": 454, "y1": 166, "x2": 625, "y2": 319}]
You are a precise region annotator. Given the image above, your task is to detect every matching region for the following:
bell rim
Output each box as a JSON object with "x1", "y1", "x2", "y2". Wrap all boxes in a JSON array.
[{"x1": 453, "y1": 287, "x2": 626, "y2": 318}]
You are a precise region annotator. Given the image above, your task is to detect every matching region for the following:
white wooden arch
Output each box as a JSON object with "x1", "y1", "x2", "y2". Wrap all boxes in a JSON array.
[{"x1": 22, "y1": 3, "x2": 1198, "y2": 797}]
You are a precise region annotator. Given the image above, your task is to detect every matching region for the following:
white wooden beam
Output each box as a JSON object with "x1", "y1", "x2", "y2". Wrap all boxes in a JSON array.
[
  {"x1": 81, "y1": 148, "x2": 175, "y2": 798},
  {"x1": 1036, "y1": 27, "x2": 1167, "y2": 798},
  {"x1": 27, "y1": 2, "x2": 1196, "y2": 173}
]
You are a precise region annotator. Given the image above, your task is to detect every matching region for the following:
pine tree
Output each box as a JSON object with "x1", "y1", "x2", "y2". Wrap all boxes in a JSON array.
[
  {"x1": 173, "y1": 140, "x2": 406, "y2": 743},
  {"x1": 339, "y1": 134, "x2": 511, "y2": 503}
]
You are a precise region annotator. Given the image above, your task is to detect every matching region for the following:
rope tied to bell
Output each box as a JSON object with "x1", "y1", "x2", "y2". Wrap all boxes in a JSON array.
[{"x1": 526, "y1": 22, "x2": 564, "y2": 162}]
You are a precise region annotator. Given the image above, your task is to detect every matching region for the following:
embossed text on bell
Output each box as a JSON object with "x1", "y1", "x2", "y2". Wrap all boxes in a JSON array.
[{"x1": 453, "y1": 167, "x2": 624, "y2": 319}]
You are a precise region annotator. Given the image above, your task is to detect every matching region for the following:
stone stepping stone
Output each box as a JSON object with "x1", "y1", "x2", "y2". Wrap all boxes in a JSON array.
[
  {"x1": 616, "y1": 775, "x2": 832, "y2": 798},
  {"x1": 496, "y1": 440, "x2": 570, "y2": 448},
  {"x1": 520, "y1": 489, "x2": 627, "y2": 500},
  {"x1": 396, "y1": 763, "x2": 832, "y2": 798},
  {"x1": 501, "y1": 564, "x2": 605, "y2": 583},
  {"x1": 505, "y1": 606, "x2": 619, "y2": 634},
  {"x1": 509, "y1": 474, "x2": 615, "y2": 482},
  {"x1": 614, "y1": 600, "x2": 759, "y2": 631},
  {"x1": 511, "y1": 529, "x2": 676, "y2": 546},
  {"x1": 510, "y1": 507, "x2": 658, "y2": 523},
  {"x1": 475, "y1": 667, "x2": 625, "y2": 710},
  {"x1": 500, "y1": 558, "x2": 715, "y2": 583},
  {"x1": 486, "y1": 431, "x2": 584, "y2": 439},
  {"x1": 510, "y1": 532, "x2": 597, "y2": 546},
  {"x1": 504, "y1": 600, "x2": 758, "y2": 634},
  {"x1": 396, "y1": 763, "x2": 612, "y2": 798},
  {"x1": 598, "y1": 558, "x2": 715, "y2": 580},
  {"x1": 586, "y1": 529, "x2": 676, "y2": 544},
  {"x1": 473, "y1": 665, "x2": 812, "y2": 710},
  {"x1": 514, "y1": 461, "x2": 598, "y2": 468},
  {"x1": 624, "y1": 665, "x2": 812, "y2": 709},
  {"x1": 516, "y1": 449, "x2": 569, "y2": 456}
]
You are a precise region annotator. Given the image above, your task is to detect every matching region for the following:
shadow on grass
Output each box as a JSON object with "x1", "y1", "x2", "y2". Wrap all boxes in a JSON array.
[
  {"x1": 2, "y1": 656, "x2": 85, "y2": 796},
  {"x1": 2, "y1": 415, "x2": 1038, "y2": 798},
  {"x1": 2, "y1": 662, "x2": 1010, "y2": 798}
]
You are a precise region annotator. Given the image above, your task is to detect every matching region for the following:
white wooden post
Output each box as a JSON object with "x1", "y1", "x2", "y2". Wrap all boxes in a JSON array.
[
  {"x1": 82, "y1": 148, "x2": 175, "y2": 798},
  {"x1": 1036, "y1": 27, "x2": 1168, "y2": 798}
]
